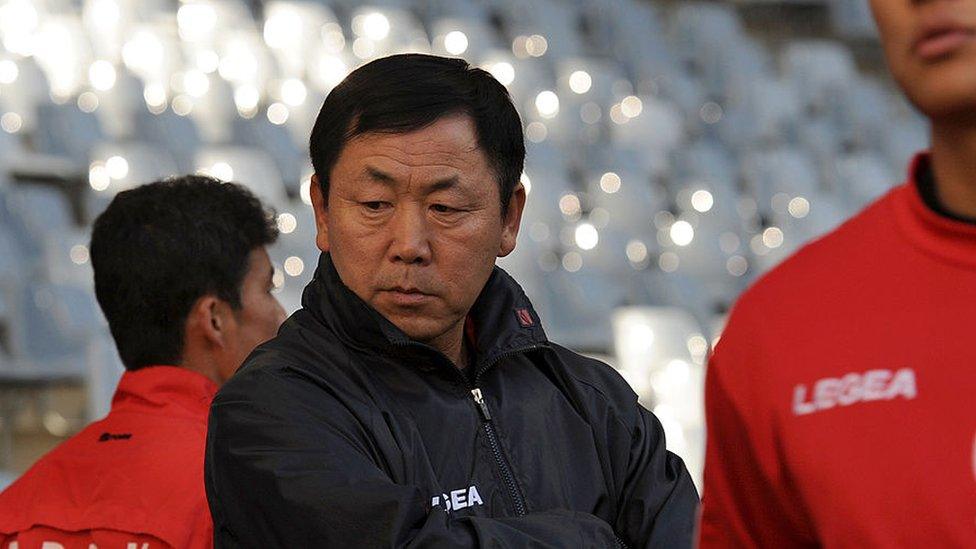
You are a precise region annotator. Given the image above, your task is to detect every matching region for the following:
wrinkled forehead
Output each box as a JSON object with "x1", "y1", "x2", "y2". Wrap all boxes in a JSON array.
[{"x1": 334, "y1": 115, "x2": 495, "y2": 191}]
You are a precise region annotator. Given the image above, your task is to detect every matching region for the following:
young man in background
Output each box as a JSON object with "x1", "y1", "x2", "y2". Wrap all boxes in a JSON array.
[
  {"x1": 0, "y1": 176, "x2": 285, "y2": 548},
  {"x1": 699, "y1": 1, "x2": 976, "y2": 546}
]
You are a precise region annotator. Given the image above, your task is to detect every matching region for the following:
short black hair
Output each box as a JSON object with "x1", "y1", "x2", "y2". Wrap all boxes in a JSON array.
[
  {"x1": 309, "y1": 53, "x2": 525, "y2": 215},
  {"x1": 90, "y1": 175, "x2": 278, "y2": 371}
]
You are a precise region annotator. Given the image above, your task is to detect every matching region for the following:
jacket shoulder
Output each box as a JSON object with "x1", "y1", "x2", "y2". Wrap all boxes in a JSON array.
[
  {"x1": 0, "y1": 416, "x2": 210, "y2": 542},
  {"x1": 216, "y1": 311, "x2": 352, "y2": 404},
  {"x1": 546, "y1": 344, "x2": 639, "y2": 420}
]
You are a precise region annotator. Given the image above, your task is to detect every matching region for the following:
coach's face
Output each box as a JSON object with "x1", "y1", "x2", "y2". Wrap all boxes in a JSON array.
[
  {"x1": 870, "y1": 0, "x2": 976, "y2": 119},
  {"x1": 311, "y1": 114, "x2": 525, "y2": 345}
]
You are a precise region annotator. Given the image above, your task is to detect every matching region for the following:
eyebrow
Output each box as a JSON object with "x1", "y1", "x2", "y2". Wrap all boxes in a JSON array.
[{"x1": 364, "y1": 166, "x2": 460, "y2": 193}]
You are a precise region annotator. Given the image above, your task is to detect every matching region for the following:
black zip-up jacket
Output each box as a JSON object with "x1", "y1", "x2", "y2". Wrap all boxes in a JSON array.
[{"x1": 205, "y1": 254, "x2": 699, "y2": 548}]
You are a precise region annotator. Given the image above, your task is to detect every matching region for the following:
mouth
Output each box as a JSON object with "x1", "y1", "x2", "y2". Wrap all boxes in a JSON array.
[
  {"x1": 914, "y1": 24, "x2": 976, "y2": 61},
  {"x1": 381, "y1": 286, "x2": 435, "y2": 306}
]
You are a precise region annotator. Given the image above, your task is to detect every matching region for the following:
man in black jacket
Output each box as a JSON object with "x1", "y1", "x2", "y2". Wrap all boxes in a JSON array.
[{"x1": 205, "y1": 53, "x2": 698, "y2": 548}]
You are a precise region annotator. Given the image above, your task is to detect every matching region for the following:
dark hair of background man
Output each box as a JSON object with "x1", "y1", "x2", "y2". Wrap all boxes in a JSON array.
[
  {"x1": 89, "y1": 175, "x2": 279, "y2": 371},
  {"x1": 308, "y1": 53, "x2": 526, "y2": 216}
]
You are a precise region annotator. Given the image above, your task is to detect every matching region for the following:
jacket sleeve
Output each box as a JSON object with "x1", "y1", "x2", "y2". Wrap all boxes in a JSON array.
[
  {"x1": 611, "y1": 397, "x2": 700, "y2": 549},
  {"x1": 697, "y1": 305, "x2": 815, "y2": 548},
  {"x1": 205, "y1": 368, "x2": 618, "y2": 548}
]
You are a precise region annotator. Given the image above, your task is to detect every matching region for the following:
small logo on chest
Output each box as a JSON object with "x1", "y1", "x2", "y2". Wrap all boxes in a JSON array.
[
  {"x1": 792, "y1": 368, "x2": 917, "y2": 416},
  {"x1": 431, "y1": 485, "x2": 484, "y2": 512},
  {"x1": 97, "y1": 432, "x2": 133, "y2": 442}
]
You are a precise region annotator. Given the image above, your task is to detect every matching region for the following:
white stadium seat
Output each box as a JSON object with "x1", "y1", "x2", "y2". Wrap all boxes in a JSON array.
[
  {"x1": 612, "y1": 306, "x2": 707, "y2": 488},
  {"x1": 195, "y1": 145, "x2": 290, "y2": 208}
]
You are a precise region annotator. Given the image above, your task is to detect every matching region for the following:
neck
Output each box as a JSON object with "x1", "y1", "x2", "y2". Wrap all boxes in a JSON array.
[
  {"x1": 425, "y1": 322, "x2": 469, "y2": 370},
  {"x1": 179, "y1": 352, "x2": 223, "y2": 386},
  {"x1": 929, "y1": 118, "x2": 976, "y2": 219}
]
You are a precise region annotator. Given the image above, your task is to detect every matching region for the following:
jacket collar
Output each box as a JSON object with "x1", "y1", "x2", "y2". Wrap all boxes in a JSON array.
[
  {"x1": 893, "y1": 152, "x2": 976, "y2": 269},
  {"x1": 301, "y1": 253, "x2": 548, "y2": 371},
  {"x1": 110, "y1": 365, "x2": 218, "y2": 421}
]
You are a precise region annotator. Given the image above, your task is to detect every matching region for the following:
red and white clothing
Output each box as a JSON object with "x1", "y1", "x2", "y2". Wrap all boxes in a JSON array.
[
  {"x1": 699, "y1": 154, "x2": 976, "y2": 547},
  {"x1": 0, "y1": 366, "x2": 217, "y2": 548}
]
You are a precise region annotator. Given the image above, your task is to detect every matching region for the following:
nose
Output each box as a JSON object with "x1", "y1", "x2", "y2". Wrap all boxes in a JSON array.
[{"x1": 388, "y1": 204, "x2": 432, "y2": 266}]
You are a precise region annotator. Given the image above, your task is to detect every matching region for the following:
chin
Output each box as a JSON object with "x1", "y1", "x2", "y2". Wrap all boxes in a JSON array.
[
  {"x1": 901, "y1": 65, "x2": 976, "y2": 121},
  {"x1": 387, "y1": 314, "x2": 451, "y2": 343}
]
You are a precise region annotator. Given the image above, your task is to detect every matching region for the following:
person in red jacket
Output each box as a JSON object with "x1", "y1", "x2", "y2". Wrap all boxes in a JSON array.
[
  {"x1": 699, "y1": 2, "x2": 976, "y2": 547},
  {"x1": 0, "y1": 175, "x2": 285, "y2": 548}
]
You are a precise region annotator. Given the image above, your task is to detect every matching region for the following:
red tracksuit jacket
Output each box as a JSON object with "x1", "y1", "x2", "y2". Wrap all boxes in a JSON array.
[
  {"x1": 0, "y1": 366, "x2": 216, "y2": 548},
  {"x1": 698, "y1": 154, "x2": 976, "y2": 547}
]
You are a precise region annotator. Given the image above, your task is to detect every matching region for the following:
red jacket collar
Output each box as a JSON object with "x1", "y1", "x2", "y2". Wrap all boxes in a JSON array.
[
  {"x1": 111, "y1": 365, "x2": 218, "y2": 420},
  {"x1": 894, "y1": 152, "x2": 976, "y2": 268}
]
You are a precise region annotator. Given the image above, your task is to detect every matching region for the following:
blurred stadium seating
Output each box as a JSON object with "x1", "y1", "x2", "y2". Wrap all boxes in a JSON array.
[{"x1": 0, "y1": 0, "x2": 926, "y2": 488}]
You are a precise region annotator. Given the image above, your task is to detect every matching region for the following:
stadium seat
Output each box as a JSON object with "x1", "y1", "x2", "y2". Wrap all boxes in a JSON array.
[
  {"x1": 585, "y1": 167, "x2": 667, "y2": 243},
  {"x1": 798, "y1": 116, "x2": 843, "y2": 170},
  {"x1": 262, "y1": 1, "x2": 344, "y2": 78},
  {"x1": 40, "y1": 227, "x2": 95, "y2": 288},
  {"x1": 556, "y1": 57, "x2": 627, "y2": 106},
  {"x1": 92, "y1": 68, "x2": 147, "y2": 141},
  {"x1": 0, "y1": 108, "x2": 25, "y2": 162},
  {"x1": 0, "y1": 57, "x2": 52, "y2": 133},
  {"x1": 85, "y1": 141, "x2": 180, "y2": 221},
  {"x1": 135, "y1": 109, "x2": 204, "y2": 173},
  {"x1": 733, "y1": 75, "x2": 803, "y2": 148},
  {"x1": 535, "y1": 266, "x2": 618, "y2": 351},
  {"x1": 742, "y1": 146, "x2": 823, "y2": 216},
  {"x1": 494, "y1": 0, "x2": 588, "y2": 58},
  {"x1": 89, "y1": 141, "x2": 180, "y2": 195},
  {"x1": 429, "y1": 16, "x2": 502, "y2": 59},
  {"x1": 232, "y1": 116, "x2": 307, "y2": 196},
  {"x1": 607, "y1": 1, "x2": 678, "y2": 90},
  {"x1": 782, "y1": 40, "x2": 858, "y2": 115},
  {"x1": 521, "y1": 142, "x2": 576, "y2": 225},
  {"x1": 271, "y1": 199, "x2": 318, "y2": 275},
  {"x1": 834, "y1": 151, "x2": 897, "y2": 212},
  {"x1": 85, "y1": 327, "x2": 125, "y2": 420},
  {"x1": 35, "y1": 102, "x2": 106, "y2": 164},
  {"x1": 82, "y1": 0, "x2": 174, "y2": 61},
  {"x1": 30, "y1": 14, "x2": 94, "y2": 103},
  {"x1": 188, "y1": 75, "x2": 238, "y2": 144},
  {"x1": 4, "y1": 184, "x2": 76, "y2": 262},
  {"x1": 834, "y1": 76, "x2": 896, "y2": 151},
  {"x1": 882, "y1": 114, "x2": 928, "y2": 170},
  {"x1": 485, "y1": 51, "x2": 551, "y2": 111},
  {"x1": 195, "y1": 145, "x2": 290, "y2": 208},
  {"x1": 609, "y1": 94, "x2": 685, "y2": 177},
  {"x1": 347, "y1": 6, "x2": 431, "y2": 61},
  {"x1": 266, "y1": 195, "x2": 318, "y2": 316},
  {"x1": 828, "y1": 0, "x2": 878, "y2": 38},
  {"x1": 611, "y1": 306, "x2": 707, "y2": 487},
  {"x1": 9, "y1": 281, "x2": 100, "y2": 367},
  {"x1": 670, "y1": 2, "x2": 745, "y2": 76},
  {"x1": 0, "y1": 225, "x2": 25, "y2": 286}
]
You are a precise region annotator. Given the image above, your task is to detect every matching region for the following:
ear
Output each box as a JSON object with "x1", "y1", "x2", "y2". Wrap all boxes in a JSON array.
[
  {"x1": 498, "y1": 182, "x2": 527, "y2": 258},
  {"x1": 310, "y1": 174, "x2": 331, "y2": 253},
  {"x1": 186, "y1": 295, "x2": 231, "y2": 350}
]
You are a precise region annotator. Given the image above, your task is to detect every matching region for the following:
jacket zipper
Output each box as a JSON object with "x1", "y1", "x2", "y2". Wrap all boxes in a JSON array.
[
  {"x1": 389, "y1": 341, "x2": 629, "y2": 542},
  {"x1": 394, "y1": 340, "x2": 541, "y2": 517},
  {"x1": 470, "y1": 387, "x2": 526, "y2": 516}
]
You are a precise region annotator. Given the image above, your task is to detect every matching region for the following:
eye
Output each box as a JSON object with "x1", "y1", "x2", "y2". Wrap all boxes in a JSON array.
[
  {"x1": 362, "y1": 201, "x2": 389, "y2": 211},
  {"x1": 431, "y1": 204, "x2": 457, "y2": 214}
]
